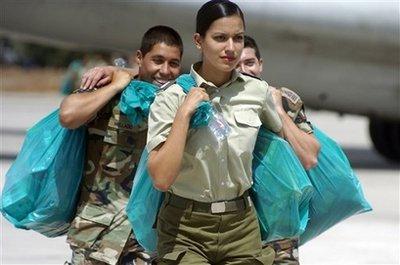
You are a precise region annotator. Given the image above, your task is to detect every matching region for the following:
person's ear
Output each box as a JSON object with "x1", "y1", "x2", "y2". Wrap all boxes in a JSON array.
[
  {"x1": 193, "y1": 33, "x2": 203, "y2": 50},
  {"x1": 259, "y1": 58, "x2": 263, "y2": 73},
  {"x1": 136, "y1": 50, "x2": 143, "y2": 66}
]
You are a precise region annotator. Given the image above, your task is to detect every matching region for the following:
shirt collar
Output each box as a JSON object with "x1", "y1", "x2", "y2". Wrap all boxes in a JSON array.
[{"x1": 190, "y1": 62, "x2": 244, "y2": 89}]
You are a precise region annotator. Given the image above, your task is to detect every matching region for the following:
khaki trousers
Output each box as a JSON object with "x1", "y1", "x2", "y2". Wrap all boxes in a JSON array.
[{"x1": 156, "y1": 194, "x2": 275, "y2": 265}]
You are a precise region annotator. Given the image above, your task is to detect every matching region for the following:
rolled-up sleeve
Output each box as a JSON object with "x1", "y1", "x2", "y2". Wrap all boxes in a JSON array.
[
  {"x1": 280, "y1": 87, "x2": 313, "y2": 134},
  {"x1": 260, "y1": 81, "x2": 282, "y2": 133},
  {"x1": 146, "y1": 85, "x2": 182, "y2": 152}
]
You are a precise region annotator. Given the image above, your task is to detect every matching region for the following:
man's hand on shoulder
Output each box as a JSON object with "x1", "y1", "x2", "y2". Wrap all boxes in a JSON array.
[
  {"x1": 110, "y1": 69, "x2": 133, "y2": 93},
  {"x1": 80, "y1": 66, "x2": 118, "y2": 91}
]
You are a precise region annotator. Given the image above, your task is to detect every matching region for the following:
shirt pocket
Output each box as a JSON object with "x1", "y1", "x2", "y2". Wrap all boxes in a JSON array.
[
  {"x1": 234, "y1": 109, "x2": 262, "y2": 128},
  {"x1": 100, "y1": 117, "x2": 148, "y2": 174},
  {"x1": 99, "y1": 128, "x2": 136, "y2": 176},
  {"x1": 232, "y1": 109, "x2": 261, "y2": 154}
]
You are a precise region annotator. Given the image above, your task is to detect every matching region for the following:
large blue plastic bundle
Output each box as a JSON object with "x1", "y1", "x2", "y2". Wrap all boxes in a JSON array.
[
  {"x1": 300, "y1": 127, "x2": 372, "y2": 244},
  {"x1": 116, "y1": 79, "x2": 162, "y2": 252},
  {"x1": 119, "y1": 80, "x2": 159, "y2": 125},
  {"x1": 126, "y1": 149, "x2": 163, "y2": 253},
  {"x1": 1, "y1": 110, "x2": 86, "y2": 237},
  {"x1": 252, "y1": 127, "x2": 314, "y2": 242}
]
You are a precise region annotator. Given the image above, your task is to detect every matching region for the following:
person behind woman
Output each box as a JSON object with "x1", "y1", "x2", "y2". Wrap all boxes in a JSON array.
[
  {"x1": 146, "y1": 1, "x2": 281, "y2": 264},
  {"x1": 237, "y1": 35, "x2": 320, "y2": 265}
]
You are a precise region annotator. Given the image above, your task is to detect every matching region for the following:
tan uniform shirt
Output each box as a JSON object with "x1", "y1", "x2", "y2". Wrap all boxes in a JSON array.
[{"x1": 147, "y1": 63, "x2": 282, "y2": 202}]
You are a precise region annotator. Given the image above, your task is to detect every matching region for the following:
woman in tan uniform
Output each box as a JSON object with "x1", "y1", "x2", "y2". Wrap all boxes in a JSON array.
[{"x1": 147, "y1": 1, "x2": 281, "y2": 264}]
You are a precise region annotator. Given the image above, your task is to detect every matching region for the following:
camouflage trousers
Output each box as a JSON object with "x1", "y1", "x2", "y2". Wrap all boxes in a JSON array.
[
  {"x1": 67, "y1": 204, "x2": 155, "y2": 265},
  {"x1": 263, "y1": 238, "x2": 299, "y2": 265},
  {"x1": 70, "y1": 239, "x2": 155, "y2": 265}
]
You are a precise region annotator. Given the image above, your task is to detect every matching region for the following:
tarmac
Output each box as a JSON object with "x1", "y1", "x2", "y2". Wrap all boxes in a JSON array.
[{"x1": 1, "y1": 92, "x2": 399, "y2": 265}]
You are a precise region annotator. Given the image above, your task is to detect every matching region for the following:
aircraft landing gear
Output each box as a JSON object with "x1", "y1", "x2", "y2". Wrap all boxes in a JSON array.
[{"x1": 369, "y1": 118, "x2": 400, "y2": 162}]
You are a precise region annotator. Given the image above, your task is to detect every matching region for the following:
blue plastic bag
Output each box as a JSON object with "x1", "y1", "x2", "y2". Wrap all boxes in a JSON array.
[
  {"x1": 176, "y1": 74, "x2": 214, "y2": 128},
  {"x1": 1, "y1": 110, "x2": 86, "y2": 237},
  {"x1": 119, "y1": 80, "x2": 159, "y2": 125},
  {"x1": 126, "y1": 149, "x2": 163, "y2": 253},
  {"x1": 252, "y1": 127, "x2": 314, "y2": 242},
  {"x1": 116, "y1": 79, "x2": 163, "y2": 252},
  {"x1": 300, "y1": 127, "x2": 372, "y2": 244}
]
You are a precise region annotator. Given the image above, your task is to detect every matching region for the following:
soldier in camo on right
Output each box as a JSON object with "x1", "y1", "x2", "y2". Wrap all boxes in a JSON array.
[
  {"x1": 59, "y1": 26, "x2": 183, "y2": 265},
  {"x1": 237, "y1": 35, "x2": 321, "y2": 265}
]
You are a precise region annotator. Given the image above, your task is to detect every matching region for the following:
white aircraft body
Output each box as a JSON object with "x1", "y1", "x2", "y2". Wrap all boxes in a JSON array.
[{"x1": 1, "y1": 0, "x2": 399, "y2": 160}]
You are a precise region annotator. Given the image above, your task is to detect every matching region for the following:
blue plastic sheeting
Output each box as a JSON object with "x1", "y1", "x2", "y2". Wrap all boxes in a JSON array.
[
  {"x1": 119, "y1": 80, "x2": 159, "y2": 125},
  {"x1": 252, "y1": 128, "x2": 314, "y2": 242},
  {"x1": 126, "y1": 149, "x2": 162, "y2": 253},
  {"x1": 300, "y1": 127, "x2": 372, "y2": 244},
  {"x1": 1, "y1": 110, "x2": 86, "y2": 237}
]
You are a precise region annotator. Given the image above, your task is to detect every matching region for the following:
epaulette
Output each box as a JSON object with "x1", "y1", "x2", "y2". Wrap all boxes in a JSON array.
[
  {"x1": 240, "y1": 72, "x2": 261, "y2": 80},
  {"x1": 159, "y1": 80, "x2": 176, "y2": 91}
]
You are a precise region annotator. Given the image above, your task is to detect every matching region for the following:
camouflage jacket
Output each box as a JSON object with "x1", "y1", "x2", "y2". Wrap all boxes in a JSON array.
[
  {"x1": 280, "y1": 87, "x2": 314, "y2": 134},
  {"x1": 67, "y1": 93, "x2": 148, "y2": 264}
]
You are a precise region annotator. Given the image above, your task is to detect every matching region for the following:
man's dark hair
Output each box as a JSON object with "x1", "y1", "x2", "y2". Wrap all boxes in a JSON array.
[
  {"x1": 244, "y1": 35, "x2": 261, "y2": 60},
  {"x1": 140, "y1": 25, "x2": 183, "y2": 57}
]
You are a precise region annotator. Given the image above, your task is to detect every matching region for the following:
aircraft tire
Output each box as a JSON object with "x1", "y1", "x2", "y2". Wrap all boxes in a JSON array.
[{"x1": 369, "y1": 118, "x2": 400, "y2": 162}]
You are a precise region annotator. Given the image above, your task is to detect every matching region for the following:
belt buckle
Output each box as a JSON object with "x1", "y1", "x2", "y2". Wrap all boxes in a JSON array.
[{"x1": 211, "y1": 201, "x2": 226, "y2": 213}]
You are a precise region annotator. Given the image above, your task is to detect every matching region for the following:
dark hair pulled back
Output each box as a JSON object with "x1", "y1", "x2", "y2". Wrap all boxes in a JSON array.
[{"x1": 196, "y1": 0, "x2": 245, "y2": 36}]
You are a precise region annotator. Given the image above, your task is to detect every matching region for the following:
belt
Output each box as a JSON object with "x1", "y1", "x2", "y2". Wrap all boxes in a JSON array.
[{"x1": 165, "y1": 191, "x2": 252, "y2": 214}]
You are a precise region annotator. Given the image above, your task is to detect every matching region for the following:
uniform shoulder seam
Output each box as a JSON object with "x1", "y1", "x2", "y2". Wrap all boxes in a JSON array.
[
  {"x1": 241, "y1": 72, "x2": 261, "y2": 80},
  {"x1": 159, "y1": 80, "x2": 177, "y2": 91}
]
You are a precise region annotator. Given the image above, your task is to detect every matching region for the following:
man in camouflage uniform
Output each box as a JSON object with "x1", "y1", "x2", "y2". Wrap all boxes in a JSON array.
[
  {"x1": 59, "y1": 26, "x2": 183, "y2": 265},
  {"x1": 237, "y1": 35, "x2": 321, "y2": 264}
]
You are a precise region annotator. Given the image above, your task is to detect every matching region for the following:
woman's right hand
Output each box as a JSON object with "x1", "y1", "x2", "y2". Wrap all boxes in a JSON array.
[{"x1": 178, "y1": 87, "x2": 210, "y2": 118}]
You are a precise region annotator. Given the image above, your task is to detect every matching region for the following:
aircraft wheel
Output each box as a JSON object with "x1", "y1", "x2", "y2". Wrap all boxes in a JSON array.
[{"x1": 369, "y1": 118, "x2": 400, "y2": 162}]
